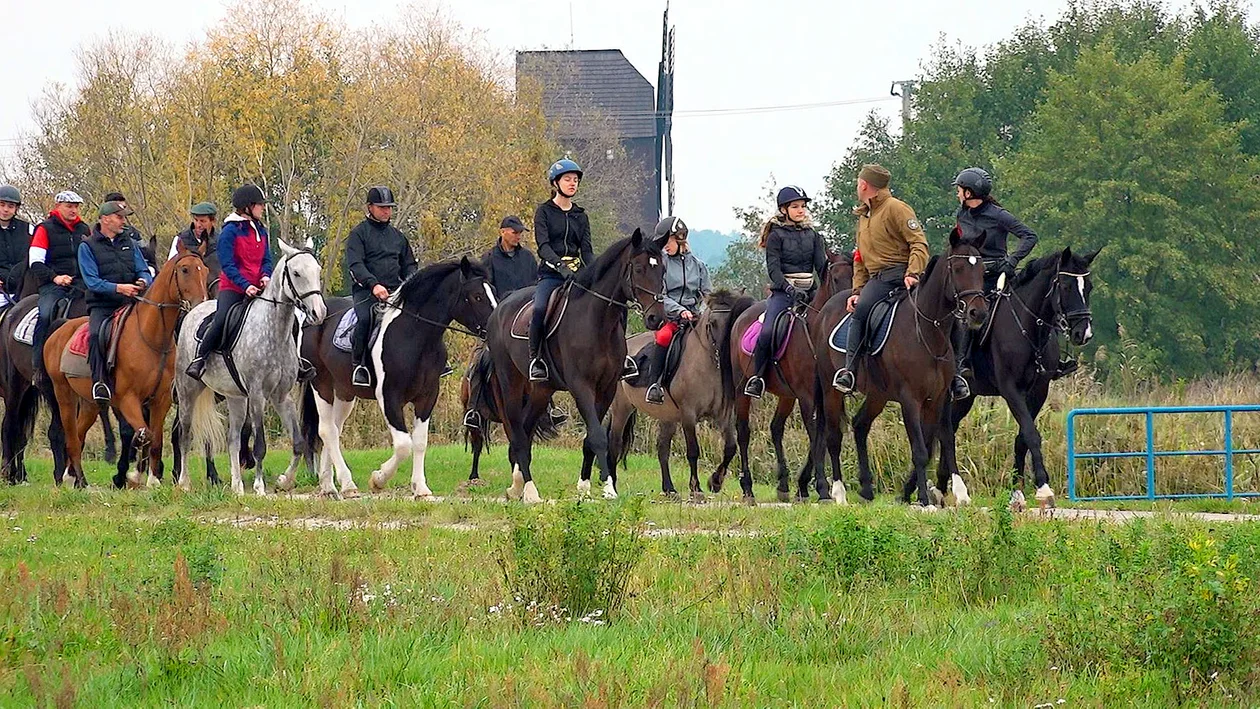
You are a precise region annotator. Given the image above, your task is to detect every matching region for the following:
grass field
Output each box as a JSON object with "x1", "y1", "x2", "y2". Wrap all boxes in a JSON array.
[{"x1": 5, "y1": 444, "x2": 1260, "y2": 707}]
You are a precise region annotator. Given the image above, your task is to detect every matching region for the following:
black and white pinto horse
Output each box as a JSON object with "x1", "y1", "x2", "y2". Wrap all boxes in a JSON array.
[
  {"x1": 175, "y1": 239, "x2": 327, "y2": 495},
  {"x1": 298, "y1": 257, "x2": 497, "y2": 498}
]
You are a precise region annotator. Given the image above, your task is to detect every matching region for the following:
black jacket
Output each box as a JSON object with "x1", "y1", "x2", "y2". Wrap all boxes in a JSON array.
[
  {"x1": 31, "y1": 214, "x2": 90, "y2": 285},
  {"x1": 175, "y1": 225, "x2": 221, "y2": 283},
  {"x1": 82, "y1": 230, "x2": 143, "y2": 309},
  {"x1": 763, "y1": 218, "x2": 828, "y2": 294},
  {"x1": 0, "y1": 217, "x2": 31, "y2": 290},
  {"x1": 955, "y1": 201, "x2": 1038, "y2": 265},
  {"x1": 533, "y1": 199, "x2": 594, "y2": 277},
  {"x1": 482, "y1": 240, "x2": 538, "y2": 297},
  {"x1": 344, "y1": 218, "x2": 418, "y2": 292}
]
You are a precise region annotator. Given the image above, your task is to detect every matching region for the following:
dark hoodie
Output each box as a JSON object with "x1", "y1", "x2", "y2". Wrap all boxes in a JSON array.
[
  {"x1": 533, "y1": 199, "x2": 594, "y2": 277},
  {"x1": 761, "y1": 215, "x2": 827, "y2": 294}
]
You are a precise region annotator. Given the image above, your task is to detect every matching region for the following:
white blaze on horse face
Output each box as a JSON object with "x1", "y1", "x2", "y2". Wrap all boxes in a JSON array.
[
  {"x1": 649, "y1": 257, "x2": 658, "y2": 266},
  {"x1": 1076, "y1": 276, "x2": 1092, "y2": 340},
  {"x1": 483, "y1": 283, "x2": 498, "y2": 309}
]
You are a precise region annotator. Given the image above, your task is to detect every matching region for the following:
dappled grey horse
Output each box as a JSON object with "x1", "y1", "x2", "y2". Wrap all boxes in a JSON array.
[{"x1": 174, "y1": 239, "x2": 327, "y2": 495}]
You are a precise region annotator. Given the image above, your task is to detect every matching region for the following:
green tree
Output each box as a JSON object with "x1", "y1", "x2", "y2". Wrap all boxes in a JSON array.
[{"x1": 1000, "y1": 45, "x2": 1260, "y2": 375}]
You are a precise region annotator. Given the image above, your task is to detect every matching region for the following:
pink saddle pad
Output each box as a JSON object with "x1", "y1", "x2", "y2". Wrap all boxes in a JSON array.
[{"x1": 740, "y1": 317, "x2": 792, "y2": 360}]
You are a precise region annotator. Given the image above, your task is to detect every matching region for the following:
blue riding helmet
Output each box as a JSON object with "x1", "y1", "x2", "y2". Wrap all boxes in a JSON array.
[{"x1": 547, "y1": 159, "x2": 583, "y2": 183}]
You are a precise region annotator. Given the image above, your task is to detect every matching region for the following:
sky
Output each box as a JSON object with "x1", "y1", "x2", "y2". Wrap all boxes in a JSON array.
[{"x1": 3, "y1": 0, "x2": 1253, "y2": 233}]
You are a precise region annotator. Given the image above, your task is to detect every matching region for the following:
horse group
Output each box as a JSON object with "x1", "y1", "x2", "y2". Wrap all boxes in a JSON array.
[{"x1": 0, "y1": 225, "x2": 1098, "y2": 511}]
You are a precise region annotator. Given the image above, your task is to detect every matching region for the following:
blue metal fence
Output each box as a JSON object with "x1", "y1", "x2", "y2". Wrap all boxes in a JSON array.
[{"x1": 1066, "y1": 405, "x2": 1260, "y2": 502}]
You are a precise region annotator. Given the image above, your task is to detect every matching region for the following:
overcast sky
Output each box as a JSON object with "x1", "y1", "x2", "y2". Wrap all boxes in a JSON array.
[{"x1": 3, "y1": 0, "x2": 1252, "y2": 232}]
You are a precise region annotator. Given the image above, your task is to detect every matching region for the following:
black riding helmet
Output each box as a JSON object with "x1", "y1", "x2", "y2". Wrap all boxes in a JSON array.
[
  {"x1": 231, "y1": 183, "x2": 266, "y2": 212},
  {"x1": 776, "y1": 185, "x2": 810, "y2": 208},
  {"x1": 654, "y1": 216, "x2": 688, "y2": 241},
  {"x1": 953, "y1": 168, "x2": 993, "y2": 198}
]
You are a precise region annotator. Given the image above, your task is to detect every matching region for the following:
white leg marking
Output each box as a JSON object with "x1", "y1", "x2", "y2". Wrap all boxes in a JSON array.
[
  {"x1": 484, "y1": 283, "x2": 498, "y2": 309},
  {"x1": 1036, "y1": 484, "x2": 1055, "y2": 506},
  {"x1": 371, "y1": 427, "x2": 412, "y2": 492},
  {"x1": 952, "y1": 473, "x2": 971, "y2": 507},
  {"x1": 147, "y1": 472, "x2": 160, "y2": 488},
  {"x1": 1009, "y1": 489, "x2": 1027, "y2": 512},
  {"x1": 254, "y1": 469, "x2": 267, "y2": 496},
  {"x1": 333, "y1": 397, "x2": 358, "y2": 494},
  {"x1": 410, "y1": 417, "x2": 433, "y2": 498},
  {"x1": 507, "y1": 464, "x2": 525, "y2": 500},
  {"x1": 523, "y1": 480, "x2": 542, "y2": 504},
  {"x1": 577, "y1": 479, "x2": 592, "y2": 496},
  {"x1": 831, "y1": 479, "x2": 847, "y2": 504},
  {"x1": 312, "y1": 392, "x2": 339, "y2": 495},
  {"x1": 602, "y1": 478, "x2": 618, "y2": 500}
]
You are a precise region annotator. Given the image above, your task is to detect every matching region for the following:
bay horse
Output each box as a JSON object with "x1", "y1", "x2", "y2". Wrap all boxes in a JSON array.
[
  {"x1": 813, "y1": 229, "x2": 988, "y2": 505},
  {"x1": 175, "y1": 239, "x2": 326, "y2": 495},
  {"x1": 937, "y1": 247, "x2": 1100, "y2": 511},
  {"x1": 718, "y1": 253, "x2": 852, "y2": 504},
  {"x1": 607, "y1": 290, "x2": 756, "y2": 501},
  {"x1": 0, "y1": 235, "x2": 159, "y2": 484},
  {"x1": 298, "y1": 257, "x2": 496, "y2": 498},
  {"x1": 486, "y1": 229, "x2": 667, "y2": 503},
  {"x1": 459, "y1": 344, "x2": 563, "y2": 484},
  {"x1": 41, "y1": 250, "x2": 209, "y2": 488}
]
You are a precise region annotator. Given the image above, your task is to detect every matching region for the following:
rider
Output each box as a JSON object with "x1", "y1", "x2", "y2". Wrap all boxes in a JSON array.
[
  {"x1": 0, "y1": 185, "x2": 31, "y2": 306},
  {"x1": 482, "y1": 215, "x2": 538, "y2": 295},
  {"x1": 743, "y1": 186, "x2": 828, "y2": 399},
  {"x1": 78, "y1": 201, "x2": 152, "y2": 403},
  {"x1": 949, "y1": 167, "x2": 1039, "y2": 398},
  {"x1": 102, "y1": 191, "x2": 156, "y2": 276},
  {"x1": 168, "y1": 202, "x2": 221, "y2": 292},
  {"x1": 645, "y1": 216, "x2": 711, "y2": 405},
  {"x1": 344, "y1": 185, "x2": 418, "y2": 387},
  {"x1": 184, "y1": 184, "x2": 273, "y2": 381},
  {"x1": 834, "y1": 164, "x2": 930, "y2": 394},
  {"x1": 529, "y1": 158, "x2": 615, "y2": 382},
  {"x1": 29, "y1": 190, "x2": 90, "y2": 382}
]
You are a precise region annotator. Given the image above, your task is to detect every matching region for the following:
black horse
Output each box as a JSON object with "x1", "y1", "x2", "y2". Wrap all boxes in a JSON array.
[
  {"x1": 486, "y1": 230, "x2": 667, "y2": 502},
  {"x1": 937, "y1": 246, "x2": 1100, "y2": 511}
]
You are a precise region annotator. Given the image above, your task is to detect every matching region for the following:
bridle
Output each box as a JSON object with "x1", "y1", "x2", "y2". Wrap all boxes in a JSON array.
[
  {"x1": 254, "y1": 250, "x2": 323, "y2": 323},
  {"x1": 568, "y1": 249, "x2": 666, "y2": 317},
  {"x1": 1002, "y1": 263, "x2": 1094, "y2": 374},
  {"x1": 909, "y1": 250, "x2": 988, "y2": 361},
  {"x1": 1050, "y1": 269, "x2": 1093, "y2": 334}
]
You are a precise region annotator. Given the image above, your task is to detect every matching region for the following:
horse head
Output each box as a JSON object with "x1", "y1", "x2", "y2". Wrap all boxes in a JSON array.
[
  {"x1": 162, "y1": 250, "x2": 210, "y2": 311},
  {"x1": 626, "y1": 227, "x2": 668, "y2": 330},
  {"x1": 821, "y1": 250, "x2": 855, "y2": 301},
  {"x1": 946, "y1": 227, "x2": 989, "y2": 330},
  {"x1": 1055, "y1": 246, "x2": 1100, "y2": 346},
  {"x1": 277, "y1": 237, "x2": 328, "y2": 323},
  {"x1": 453, "y1": 255, "x2": 496, "y2": 336}
]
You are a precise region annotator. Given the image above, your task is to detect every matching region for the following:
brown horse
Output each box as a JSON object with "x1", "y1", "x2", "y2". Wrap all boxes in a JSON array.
[
  {"x1": 718, "y1": 254, "x2": 852, "y2": 503},
  {"x1": 607, "y1": 290, "x2": 756, "y2": 501},
  {"x1": 813, "y1": 229, "x2": 988, "y2": 505},
  {"x1": 42, "y1": 251, "x2": 208, "y2": 487}
]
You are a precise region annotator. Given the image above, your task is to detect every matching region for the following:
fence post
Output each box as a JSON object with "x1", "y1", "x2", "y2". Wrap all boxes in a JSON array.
[
  {"x1": 1145, "y1": 411, "x2": 1156, "y2": 501},
  {"x1": 1225, "y1": 409, "x2": 1235, "y2": 501},
  {"x1": 1066, "y1": 410, "x2": 1078, "y2": 501}
]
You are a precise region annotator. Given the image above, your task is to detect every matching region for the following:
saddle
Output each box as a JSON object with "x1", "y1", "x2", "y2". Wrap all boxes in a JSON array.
[
  {"x1": 630, "y1": 324, "x2": 688, "y2": 389},
  {"x1": 828, "y1": 297, "x2": 902, "y2": 357},
  {"x1": 332, "y1": 303, "x2": 385, "y2": 354},
  {"x1": 509, "y1": 284, "x2": 571, "y2": 341},
  {"x1": 739, "y1": 306, "x2": 797, "y2": 361},
  {"x1": 12, "y1": 297, "x2": 74, "y2": 346},
  {"x1": 61, "y1": 307, "x2": 133, "y2": 379},
  {"x1": 196, "y1": 299, "x2": 253, "y2": 352}
]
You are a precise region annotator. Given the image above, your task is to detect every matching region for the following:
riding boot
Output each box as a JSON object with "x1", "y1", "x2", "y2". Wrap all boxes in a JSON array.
[
  {"x1": 528, "y1": 326, "x2": 548, "y2": 382},
  {"x1": 834, "y1": 314, "x2": 865, "y2": 394},
  {"x1": 950, "y1": 326, "x2": 972, "y2": 401},
  {"x1": 744, "y1": 337, "x2": 769, "y2": 399},
  {"x1": 31, "y1": 342, "x2": 47, "y2": 386},
  {"x1": 645, "y1": 343, "x2": 669, "y2": 405},
  {"x1": 90, "y1": 345, "x2": 111, "y2": 405}
]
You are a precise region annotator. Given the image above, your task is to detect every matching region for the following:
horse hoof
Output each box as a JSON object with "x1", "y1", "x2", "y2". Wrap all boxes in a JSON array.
[
  {"x1": 602, "y1": 481, "x2": 618, "y2": 500},
  {"x1": 146, "y1": 474, "x2": 161, "y2": 489},
  {"x1": 951, "y1": 474, "x2": 972, "y2": 507},
  {"x1": 661, "y1": 490, "x2": 680, "y2": 501},
  {"x1": 742, "y1": 495, "x2": 757, "y2": 507},
  {"x1": 831, "y1": 481, "x2": 848, "y2": 504},
  {"x1": 776, "y1": 490, "x2": 792, "y2": 503},
  {"x1": 858, "y1": 488, "x2": 875, "y2": 503},
  {"x1": 125, "y1": 469, "x2": 142, "y2": 489},
  {"x1": 707, "y1": 475, "x2": 723, "y2": 494},
  {"x1": 232, "y1": 482, "x2": 246, "y2": 496},
  {"x1": 817, "y1": 496, "x2": 835, "y2": 505},
  {"x1": 929, "y1": 487, "x2": 945, "y2": 507},
  {"x1": 576, "y1": 479, "x2": 592, "y2": 497},
  {"x1": 315, "y1": 488, "x2": 339, "y2": 499},
  {"x1": 369, "y1": 471, "x2": 386, "y2": 492},
  {"x1": 412, "y1": 484, "x2": 435, "y2": 499},
  {"x1": 466, "y1": 478, "x2": 487, "y2": 487},
  {"x1": 689, "y1": 491, "x2": 706, "y2": 505},
  {"x1": 1036, "y1": 484, "x2": 1056, "y2": 509},
  {"x1": 522, "y1": 481, "x2": 542, "y2": 504},
  {"x1": 1009, "y1": 490, "x2": 1027, "y2": 513},
  {"x1": 342, "y1": 486, "x2": 361, "y2": 499}
]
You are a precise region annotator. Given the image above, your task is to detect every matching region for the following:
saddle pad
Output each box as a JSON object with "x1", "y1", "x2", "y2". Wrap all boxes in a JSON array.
[
  {"x1": 60, "y1": 346, "x2": 91, "y2": 379},
  {"x1": 739, "y1": 311, "x2": 793, "y2": 360},
  {"x1": 509, "y1": 290, "x2": 569, "y2": 341},
  {"x1": 333, "y1": 308, "x2": 357, "y2": 353},
  {"x1": 13, "y1": 307, "x2": 38, "y2": 345},
  {"x1": 68, "y1": 322, "x2": 90, "y2": 357},
  {"x1": 828, "y1": 300, "x2": 900, "y2": 356}
]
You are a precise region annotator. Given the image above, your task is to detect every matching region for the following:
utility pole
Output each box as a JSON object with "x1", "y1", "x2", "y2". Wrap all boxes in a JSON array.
[{"x1": 890, "y1": 80, "x2": 917, "y2": 130}]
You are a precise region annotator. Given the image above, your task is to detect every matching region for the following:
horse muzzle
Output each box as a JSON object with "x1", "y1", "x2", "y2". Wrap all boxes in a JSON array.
[{"x1": 643, "y1": 312, "x2": 664, "y2": 331}]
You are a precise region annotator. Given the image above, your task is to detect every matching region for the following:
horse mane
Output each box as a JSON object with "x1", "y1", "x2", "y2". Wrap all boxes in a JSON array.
[
  {"x1": 705, "y1": 288, "x2": 742, "y2": 311},
  {"x1": 575, "y1": 235, "x2": 656, "y2": 289},
  {"x1": 716, "y1": 290, "x2": 757, "y2": 410},
  {"x1": 921, "y1": 254, "x2": 941, "y2": 282},
  {"x1": 1015, "y1": 253, "x2": 1059, "y2": 288},
  {"x1": 395, "y1": 259, "x2": 487, "y2": 308}
]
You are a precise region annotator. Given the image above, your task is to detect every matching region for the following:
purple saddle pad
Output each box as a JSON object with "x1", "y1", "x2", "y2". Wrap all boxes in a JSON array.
[{"x1": 740, "y1": 316, "x2": 793, "y2": 360}]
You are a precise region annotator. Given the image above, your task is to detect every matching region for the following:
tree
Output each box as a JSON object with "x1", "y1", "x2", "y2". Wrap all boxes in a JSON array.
[{"x1": 1000, "y1": 45, "x2": 1260, "y2": 375}]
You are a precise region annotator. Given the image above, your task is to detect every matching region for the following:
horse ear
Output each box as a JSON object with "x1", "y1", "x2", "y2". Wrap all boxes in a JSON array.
[
  {"x1": 303, "y1": 236, "x2": 315, "y2": 251},
  {"x1": 278, "y1": 238, "x2": 298, "y2": 257},
  {"x1": 1082, "y1": 246, "x2": 1102, "y2": 264},
  {"x1": 949, "y1": 226, "x2": 962, "y2": 248},
  {"x1": 460, "y1": 254, "x2": 474, "y2": 278},
  {"x1": 1060, "y1": 246, "x2": 1073, "y2": 262},
  {"x1": 630, "y1": 227, "x2": 645, "y2": 249}
]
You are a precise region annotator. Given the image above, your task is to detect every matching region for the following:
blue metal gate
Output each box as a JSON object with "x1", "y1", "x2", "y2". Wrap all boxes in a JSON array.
[{"x1": 1066, "y1": 405, "x2": 1260, "y2": 502}]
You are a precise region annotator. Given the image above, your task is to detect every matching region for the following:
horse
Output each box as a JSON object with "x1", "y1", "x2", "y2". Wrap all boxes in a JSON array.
[
  {"x1": 298, "y1": 257, "x2": 497, "y2": 498},
  {"x1": 486, "y1": 229, "x2": 667, "y2": 503},
  {"x1": 607, "y1": 290, "x2": 756, "y2": 501},
  {"x1": 0, "y1": 234, "x2": 158, "y2": 485},
  {"x1": 717, "y1": 253, "x2": 853, "y2": 504},
  {"x1": 937, "y1": 247, "x2": 1100, "y2": 511},
  {"x1": 813, "y1": 228, "x2": 988, "y2": 506},
  {"x1": 174, "y1": 239, "x2": 326, "y2": 495},
  {"x1": 40, "y1": 250, "x2": 209, "y2": 488}
]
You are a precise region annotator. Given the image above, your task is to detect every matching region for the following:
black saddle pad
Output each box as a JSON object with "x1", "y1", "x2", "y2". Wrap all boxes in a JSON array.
[
  {"x1": 829, "y1": 298, "x2": 901, "y2": 356},
  {"x1": 196, "y1": 299, "x2": 253, "y2": 352},
  {"x1": 631, "y1": 325, "x2": 688, "y2": 387}
]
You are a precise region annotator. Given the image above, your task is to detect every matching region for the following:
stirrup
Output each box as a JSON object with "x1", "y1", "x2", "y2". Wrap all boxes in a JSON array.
[
  {"x1": 743, "y1": 375, "x2": 765, "y2": 399},
  {"x1": 547, "y1": 404, "x2": 569, "y2": 425},
  {"x1": 833, "y1": 369, "x2": 855, "y2": 394},
  {"x1": 352, "y1": 365, "x2": 372, "y2": 387},
  {"x1": 92, "y1": 381, "x2": 112, "y2": 403},
  {"x1": 297, "y1": 357, "x2": 316, "y2": 383},
  {"x1": 951, "y1": 374, "x2": 971, "y2": 401},
  {"x1": 462, "y1": 410, "x2": 483, "y2": 430},
  {"x1": 620, "y1": 355, "x2": 639, "y2": 381},
  {"x1": 441, "y1": 363, "x2": 455, "y2": 378},
  {"x1": 529, "y1": 358, "x2": 549, "y2": 382},
  {"x1": 645, "y1": 383, "x2": 665, "y2": 405},
  {"x1": 1055, "y1": 358, "x2": 1079, "y2": 378}
]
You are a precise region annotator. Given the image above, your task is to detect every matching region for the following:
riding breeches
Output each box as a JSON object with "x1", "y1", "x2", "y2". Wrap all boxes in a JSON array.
[
  {"x1": 529, "y1": 276, "x2": 564, "y2": 352},
  {"x1": 753, "y1": 290, "x2": 793, "y2": 375},
  {"x1": 32, "y1": 283, "x2": 77, "y2": 371},
  {"x1": 194, "y1": 289, "x2": 246, "y2": 359},
  {"x1": 845, "y1": 266, "x2": 904, "y2": 368}
]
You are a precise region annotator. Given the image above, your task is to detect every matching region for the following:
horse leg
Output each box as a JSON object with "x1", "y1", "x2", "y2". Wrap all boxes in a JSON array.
[
  {"x1": 852, "y1": 396, "x2": 888, "y2": 501},
  {"x1": 99, "y1": 406, "x2": 118, "y2": 465},
  {"x1": 898, "y1": 401, "x2": 933, "y2": 507},
  {"x1": 273, "y1": 391, "x2": 305, "y2": 494},
  {"x1": 144, "y1": 393, "x2": 172, "y2": 489},
  {"x1": 572, "y1": 384, "x2": 616, "y2": 499},
  {"x1": 768, "y1": 395, "x2": 795, "y2": 502},
  {"x1": 997, "y1": 382, "x2": 1050, "y2": 509},
  {"x1": 1, "y1": 389, "x2": 19, "y2": 484},
  {"x1": 64, "y1": 399, "x2": 98, "y2": 489},
  {"x1": 1022, "y1": 379, "x2": 1054, "y2": 508},
  {"x1": 113, "y1": 394, "x2": 151, "y2": 489},
  {"x1": 225, "y1": 399, "x2": 247, "y2": 496},
  {"x1": 938, "y1": 396, "x2": 974, "y2": 507},
  {"x1": 822, "y1": 386, "x2": 847, "y2": 503},
  {"x1": 368, "y1": 391, "x2": 413, "y2": 495},
  {"x1": 797, "y1": 397, "x2": 830, "y2": 503},
  {"x1": 249, "y1": 399, "x2": 268, "y2": 495},
  {"x1": 113, "y1": 416, "x2": 135, "y2": 489},
  {"x1": 709, "y1": 417, "x2": 738, "y2": 493},
  {"x1": 578, "y1": 436, "x2": 596, "y2": 497},
  {"x1": 682, "y1": 420, "x2": 706, "y2": 503},
  {"x1": 657, "y1": 421, "x2": 678, "y2": 498},
  {"x1": 406, "y1": 396, "x2": 439, "y2": 500},
  {"x1": 732, "y1": 394, "x2": 755, "y2": 503}
]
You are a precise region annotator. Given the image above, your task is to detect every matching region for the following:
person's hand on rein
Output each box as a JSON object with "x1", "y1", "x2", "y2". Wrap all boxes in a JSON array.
[{"x1": 903, "y1": 275, "x2": 919, "y2": 290}]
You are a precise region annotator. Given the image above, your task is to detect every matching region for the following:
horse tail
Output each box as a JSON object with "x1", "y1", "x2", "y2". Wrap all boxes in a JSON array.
[
  {"x1": 719, "y1": 295, "x2": 758, "y2": 409},
  {"x1": 615, "y1": 408, "x2": 637, "y2": 467},
  {"x1": 189, "y1": 387, "x2": 226, "y2": 454}
]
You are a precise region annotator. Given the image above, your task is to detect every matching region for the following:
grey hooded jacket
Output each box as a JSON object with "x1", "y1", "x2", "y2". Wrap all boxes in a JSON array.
[{"x1": 662, "y1": 249, "x2": 711, "y2": 320}]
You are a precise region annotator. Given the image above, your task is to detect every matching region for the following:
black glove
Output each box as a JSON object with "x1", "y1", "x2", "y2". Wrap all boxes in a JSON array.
[
  {"x1": 792, "y1": 287, "x2": 811, "y2": 304},
  {"x1": 1001, "y1": 256, "x2": 1018, "y2": 278}
]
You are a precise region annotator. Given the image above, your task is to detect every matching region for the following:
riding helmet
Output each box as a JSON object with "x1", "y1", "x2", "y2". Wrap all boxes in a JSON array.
[
  {"x1": 952, "y1": 167, "x2": 993, "y2": 198},
  {"x1": 654, "y1": 216, "x2": 688, "y2": 241},
  {"x1": 366, "y1": 185, "x2": 397, "y2": 207},
  {"x1": 231, "y1": 183, "x2": 266, "y2": 211},
  {"x1": 776, "y1": 185, "x2": 811, "y2": 208},
  {"x1": 547, "y1": 158, "x2": 583, "y2": 183},
  {"x1": 0, "y1": 184, "x2": 22, "y2": 205}
]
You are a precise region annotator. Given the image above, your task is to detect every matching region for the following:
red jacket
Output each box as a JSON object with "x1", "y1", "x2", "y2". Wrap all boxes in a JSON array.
[{"x1": 217, "y1": 213, "x2": 273, "y2": 294}]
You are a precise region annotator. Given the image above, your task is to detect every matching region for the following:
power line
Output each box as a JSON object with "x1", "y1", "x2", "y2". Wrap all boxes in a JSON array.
[{"x1": 544, "y1": 95, "x2": 898, "y2": 121}]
